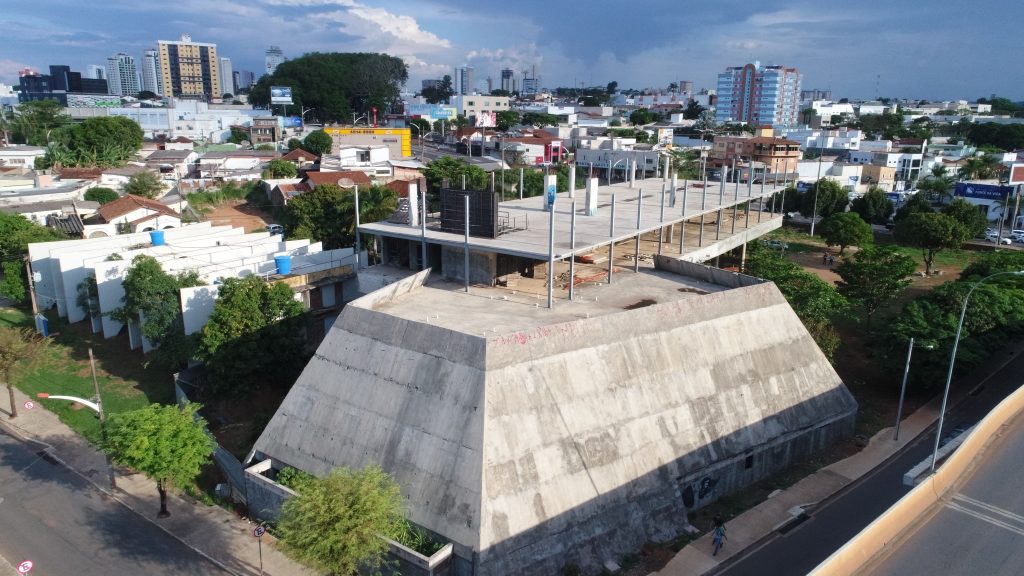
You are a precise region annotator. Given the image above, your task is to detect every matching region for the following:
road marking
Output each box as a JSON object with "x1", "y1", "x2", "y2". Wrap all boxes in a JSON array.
[{"x1": 947, "y1": 493, "x2": 1024, "y2": 537}]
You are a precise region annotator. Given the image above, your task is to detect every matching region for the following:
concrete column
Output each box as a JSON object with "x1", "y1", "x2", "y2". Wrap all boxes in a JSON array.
[
  {"x1": 679, "y1": 219, "x2": 686, "y2": 255},
  {"x1": 569, "y1": 164, "x2": 576, "y2": 199},
  {"x1": 670, "y1": 174, "x2": 678, "y2": 207},
  {"x1": 519, "y1": 168, "x2": 524, "y2": 200},
  {"x1": 702, "y1": 171, "x2": 709, "y2": 210},
  {"x1": 732, "y1": 174, "x2": 740, "y2": 235},
  {"x1": 658, "y1": 184, "x2": 666, "y2": 255},
  {"x1": 544, "y1": 174, "x2": 557, "y2": 211},
  {"x1": 698, "y1": 214, "x2": 705, "y2": 247},
  {"x1": 586, "y1": 177, "x2": 599, "y2": 216},
  {"x1": 716, "y1": 208, "x2": 723, "y2": 240}
]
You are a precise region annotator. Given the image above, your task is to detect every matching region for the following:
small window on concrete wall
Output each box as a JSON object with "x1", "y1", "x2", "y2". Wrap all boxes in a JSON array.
[{"x1": 744, "y1": 454, "x2": 754, "y2": 469}]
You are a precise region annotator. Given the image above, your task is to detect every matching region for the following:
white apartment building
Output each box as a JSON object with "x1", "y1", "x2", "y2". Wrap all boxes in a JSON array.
[
  {"x1": 265, "y1": 46, "x2": 285, "y2": 75},
  {"x1": 449, "y1": 94, "x2": 510, "y2": 120},
  {"x1": 106, "y1": 53, "x2": 140, "y2": 96},
  {"x1": 782, "y1": 128, "x2": 863, "y2": 151},
  {"x1": 219, "y1": 57, "x2": 234, "y2": 96},
  {"x1": 141, "y1": 49, "x2": 163, "y2": 95}
]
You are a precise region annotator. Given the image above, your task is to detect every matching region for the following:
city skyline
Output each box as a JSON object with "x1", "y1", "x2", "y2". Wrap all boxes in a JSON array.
[{"x1": 2, "y1": 0, "x2": 1022, "y2": 101}]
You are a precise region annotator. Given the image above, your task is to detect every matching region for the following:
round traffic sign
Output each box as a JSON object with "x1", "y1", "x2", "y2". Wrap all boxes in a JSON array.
[
  {"x1": 23, "y1": 401, "x2": 34, "y2": 410},
  {"x1": 17, "y1": 560, "x2": 33, "y2": 574},
  {"x1": 253, "y1": 525, "x2": 266, "y2": 538}
]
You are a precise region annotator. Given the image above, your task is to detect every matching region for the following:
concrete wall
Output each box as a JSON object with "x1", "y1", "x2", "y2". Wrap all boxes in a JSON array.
[
  {"x1": 243, "y1": 459, "x2": 298, "y2": 519},
  {"x1": 441, "y1": 246, "x2": 497, "y2": 286},
  {"x1": 654, "y1": 255, "x2": 765, "y2": 288}
]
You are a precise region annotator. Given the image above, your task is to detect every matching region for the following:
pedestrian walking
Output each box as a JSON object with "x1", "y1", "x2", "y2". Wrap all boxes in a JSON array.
[
  {"x1": 712, "y1": 515, "x2": 728, "y2": 556},
  {"x1": 828, "y1": 254, "x2": 836, "y2": 267},
  {"x1": 822, "y1": 252, "x2": 828, "y2": 265}
]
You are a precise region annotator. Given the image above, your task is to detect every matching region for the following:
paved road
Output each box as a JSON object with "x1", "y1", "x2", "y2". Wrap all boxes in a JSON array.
[
  {"x1": 873, "y1": 412, "x2": 1024, "y2": 575},
  {"x1": 0, "y1": 431, "x2": 225, "y2": 576},
  {"x1": 718, "y1": 349, "x2": 1024, "y2": 576}
]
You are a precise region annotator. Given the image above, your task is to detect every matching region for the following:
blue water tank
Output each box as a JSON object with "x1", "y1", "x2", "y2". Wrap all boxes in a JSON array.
[
  {"x1": 274, "y1": 255, "x2": 292, "y2": 275},
  {"x1": 149, "y1": 230, "x2": 165, "y2": 246}
]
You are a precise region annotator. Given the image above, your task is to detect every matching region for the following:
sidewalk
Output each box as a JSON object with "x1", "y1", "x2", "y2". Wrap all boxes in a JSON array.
[
  {"x1": 0, "y1": 386, "x2": 316, "y2": 576},
  {"x1": 657, "y1": 341, "x2": 1024, "y2": 576}
]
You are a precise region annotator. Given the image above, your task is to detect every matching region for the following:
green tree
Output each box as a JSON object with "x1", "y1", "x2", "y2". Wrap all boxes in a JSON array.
[
  {"x1": 834, "y1": 246, "x2": 917, "y2": 327},
  {"x1": 629, "y1": 109, "x2": 656, "y2": 126},
  {"x1": 123, "y1": 171, "x2": 165, "y2": 199},
  {"x1": 228, "y1": 126, "x2": 249, "y2": 145},
  {"x1": 0, "y1": 326, "x2": 48, "y2": 418},
  {"x1": 958, "y1": 154, "x2": 1003, "y2": 180},
  {"x1": 942, "y1": 198, "x2": 987, "y2": 239},
  {"x1": 745, "y1": 245, "x2": 848, "y2": 358},
  {"x1": 109, "y1": 255, "x2": 203, "y2": 367},
  {"x1": 9, "y1": 100, "x2": 70, "y2": 145},
  {"x1": 137, "y1": 90, "x2": 159, "y2": 100},
  {"x1": 801, "y1": 179, "x2": 849, "y2": 219},
  {"x1": 408, "y1": 117, "x2": 431, "y2": 139},
  {"x1": 423, "y1": 156, "x2": 487, "y2": 198},
  {"x1": 894, "y1": 212, "x2": 967, "y2": 275},
  {"x1": 248, "y1": 53, "x2": 408, "y2": 123},
  {"x1": 606, "y1": 81, "x2": 618, "y2": 94},
  {"x1": 682, "y1": 101, "x2": 705, "y2": 120},
  {"x1": 287, "y1": 138, "x2": 302, "y2": 151},
  {"x1": 198, "y1": 276, "x2": 306, "y2": 393},
  {"x1": 521, "y1": 112, "x2": 559, "y2": 127},
  {"x1": 819, "y1": 212, "x2": 873, "y2": 255},
  {"x1": 851, "y1": 186, "x2": 894, "y2": 224},
  {"x1": 277, "y1": 465, "x2": 407, "y2": 575},
  {"x1": 966, "y1": 123, "x2": 1024, "y2": 151},
  {"x1": 894, "y1": 191, "x2": 933, "y2": 222},
  {"x1": 420, "y1": 75, "x2": 454, "y2": 105},
  {"x1": 918, "y1": 165, "x2": 954, "y2": 203},
  {"x1": 302, "y1": 129, "x2": 333, "y2": 157},
  {"x1": 339, "y1": 184, "x2": 397, "y2": 262},
  {"x1": 103, "y1": 403, "x2": 215, "y2": 517},
  {"x1": 84, "y1": 187, "x2": 119, "y2": 205},
  {"x1": 284, "y1": 183, "x2": 396, "y2": 249},
  {"x1": 265, "y1": 158, "x2": 298, "y2": 179},
  {"x1": 0, "y1": 213, "x2": 65, "y2": 302},
  {"x1": 255, "y1": 144, "x2": 275, "y2": 151},
  {"x1": 495, "y1": 110, "x2": 521, "y2": 132}
]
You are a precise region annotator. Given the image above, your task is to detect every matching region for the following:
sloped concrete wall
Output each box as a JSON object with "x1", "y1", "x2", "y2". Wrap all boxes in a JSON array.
[{"x1": 475, "y1": 283, "x2": 855, "y2": 574}]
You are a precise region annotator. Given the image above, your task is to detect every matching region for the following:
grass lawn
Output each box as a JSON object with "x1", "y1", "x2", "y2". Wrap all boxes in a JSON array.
[{"x1": 2, "y1": 305, "x2": 173, "y2": 444}]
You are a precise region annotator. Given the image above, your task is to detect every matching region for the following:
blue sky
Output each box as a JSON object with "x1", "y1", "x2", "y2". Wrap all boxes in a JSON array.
[{"x1": 3, "y1": 0, "x2": 1022, "y2": 100}]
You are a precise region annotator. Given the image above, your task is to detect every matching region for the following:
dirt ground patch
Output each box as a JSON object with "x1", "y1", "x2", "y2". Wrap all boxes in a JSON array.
[{"x1": 202, "y1": 199, "x2": 275, "y2": 232}]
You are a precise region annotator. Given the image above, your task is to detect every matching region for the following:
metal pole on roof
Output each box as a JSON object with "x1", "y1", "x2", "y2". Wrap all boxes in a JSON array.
[
  {"x1": 732, "y1": 166, "x2": 740, "y2": 235},
  {"x1": 464, "y1": 194, "x2": 470, "y2": 292},
  {"x1": 634, "y1": 188, "x2": 642, "y2": 273},
  {"x1": 354, "y1": 185, "x2": 361, "y2": 269},
  {"x1": 519, "y1": 168, "x2": 524, "y2": 201},
  {"x1": 420, "y1": 188, "x2": 428, "y2": 270},
  {"x1": 461, "y1": 174, "x2": 466, "y2": 190},
  {"x1": 569, "y1": 201, "x2": 576, "y2": 301},
  {"x1": 608, "y1": 193, "x2": 616, "y2": 284},
  {"x1": 759, "y1": 167, "x2": 766, "y2": 223},
  {"x1": 547, "y1": 197, "x2": 555, "y2": 308},
  {"x1": 659, "y1": 184, "x2": 666, "y2": 255}
]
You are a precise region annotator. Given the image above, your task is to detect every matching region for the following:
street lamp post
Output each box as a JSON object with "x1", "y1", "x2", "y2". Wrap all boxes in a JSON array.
[
  {"x1": 930, "y1": 270, "x2": 1024, "y2": 472},
  {"x1": 894, "y1": 337, "x2": 934, "y2": 441},
  {"x1": 810, "y1": 152, "x2": 824, "y2": 236}
]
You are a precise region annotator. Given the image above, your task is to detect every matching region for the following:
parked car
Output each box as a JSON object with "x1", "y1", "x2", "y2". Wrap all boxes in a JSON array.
[
  {"x1": 761, "y1": 239, "x2": 789, "y2": 250},
  {"x1": 985, "y1": 234, "x2": 1012, "y2": 245},
  {"x1": 266, "y1": 224, "x2": 285, "y2": 235}
]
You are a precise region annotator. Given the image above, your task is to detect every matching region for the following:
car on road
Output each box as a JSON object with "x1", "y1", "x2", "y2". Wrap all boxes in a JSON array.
[
  {"x1": 761, "y1": 239, "x2": 789, "y2": 250},
  {"x1": 266, "y1": 224, "x2": 284, "y2": 235},
  {"x1": 985, "y1": 234, "x2": 1012, "y2": 245}
]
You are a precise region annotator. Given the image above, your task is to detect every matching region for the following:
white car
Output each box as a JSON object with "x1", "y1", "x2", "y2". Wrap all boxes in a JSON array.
[{"x1": 986, "y1": 234, "x2": 1012, "y2": 245}]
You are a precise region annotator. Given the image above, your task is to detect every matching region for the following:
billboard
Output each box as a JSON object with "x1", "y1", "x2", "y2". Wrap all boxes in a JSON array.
[
  {"x1": 405, "y1": 104, "x2": 456, "y2": 120},
  {"x1": 474, "y1": 112, "x2": 496, "y2": 128},
  {"x1": 657, "y1": 128, "x2": 673, "y2": 147},
  {"x1": 284, "y1": 116, "x2": 303, "y2": 128},
  {"x1": 270, "y1": 86, "x2": 293, "y2": 105},
  {"x1": 954, "y1": 182, "x2": 1013, "y2": 200}
]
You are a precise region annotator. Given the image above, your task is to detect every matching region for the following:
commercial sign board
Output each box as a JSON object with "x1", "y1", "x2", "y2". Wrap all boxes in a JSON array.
[
  {"x1": 283, "y1": 116, "x2": 303, "y2": 128},
  {"x1": 324, "y1": 127, "x2": 412, "y2": 158},
  {"x1": 954, "y1": 182, "x2": 1013, "y2": 200},
  {"x1": 405, "y1": 104, "x2": 455, "y2": 119},
  {"x1": 657, "y1": 128, "x2": 673, "y2": 147},
  {"x1": 474, "y1": 112, "x2": 496, "y2": 128},
  {"x1": 270, "y1": 86, "x2": 293, "y2": 105}
]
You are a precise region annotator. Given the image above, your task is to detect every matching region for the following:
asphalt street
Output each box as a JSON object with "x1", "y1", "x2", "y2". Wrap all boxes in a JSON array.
[
  {"x1": 717, "y1": 348, "x2": 1024, "y2": 576},
  {"x1": 873, "y1": 411, "x2": 1024, "y2": 575},
  {"x1": 0, "y1": 432, "x2": 225, "y2": 576}
]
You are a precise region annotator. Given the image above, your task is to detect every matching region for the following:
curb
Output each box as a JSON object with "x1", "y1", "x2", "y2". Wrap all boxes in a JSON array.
[{"x1": 0, "y1": 418, "x2": 243, "y2": 576}]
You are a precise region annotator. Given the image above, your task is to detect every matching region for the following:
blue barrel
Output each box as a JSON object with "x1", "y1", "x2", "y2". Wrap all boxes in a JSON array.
[
  {"x1": 274, "y1": 255, "x2": 292, "y2": 274},
  {"x1": 150, "y1": 230, "x2": 165, "y2": 246}
]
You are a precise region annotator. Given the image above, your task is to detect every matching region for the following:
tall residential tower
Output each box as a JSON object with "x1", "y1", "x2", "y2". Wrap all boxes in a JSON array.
[
  {"x1": 157, "y1": 33, "x2": 221, "y2": 101},
  {"x1": 106, "y1": 53, "x2": 140, "y2": 96},
  {"x1": 715, "y1": 62, "x2": 801, "y2": 127},
  {"x1": 141, "y1": 48, "x2": 163, "y2": 95},
  {"x1": 265, "y1": 46, "x2": 285, "y2": 76}
]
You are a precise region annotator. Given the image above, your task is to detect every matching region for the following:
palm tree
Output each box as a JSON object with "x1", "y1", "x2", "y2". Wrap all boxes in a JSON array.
[
  {"x1": 339, "y1": 185, "x2": 398, "y2": 264},
  {"x1": 919, "y1": 164, "x2": 954, "y2": 204}
]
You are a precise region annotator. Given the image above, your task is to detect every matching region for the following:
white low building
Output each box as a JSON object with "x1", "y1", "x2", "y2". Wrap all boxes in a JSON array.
[{"x1": 0, "y1": 146, "x2": 47, "y2": 168}]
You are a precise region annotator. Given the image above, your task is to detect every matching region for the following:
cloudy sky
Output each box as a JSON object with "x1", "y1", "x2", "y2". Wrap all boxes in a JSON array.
[{"x1": 3, "y1": 0, "x2": 1022, "y2": 100}]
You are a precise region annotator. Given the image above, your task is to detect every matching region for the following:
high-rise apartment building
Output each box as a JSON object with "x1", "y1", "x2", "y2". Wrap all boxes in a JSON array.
[
  {"x1": 157, "y1": 34, "x2": 221, "y2": 101},
  {"x1": 234, "y1": 70, "x2": 256, "y2": 91},
  {"x1": 715, "y1": 62, "x2": 801, "y2": 127},
  {"x1": 141, "y1": 49, "x2": 163, "y2": 95},
  {"x1": 219, "y1": 57, "x2": 234, "y2": 96},
  {"x1": 453, "y1": 66, "x2": 474, "y2": 95},
  {"x1": 265, "y1": 46, "x2": 285, "y2": 76},
  {"x1": 106, "y1": 53, "x2": 140, "y2": 96},
  {"x1": 421, "y1": 78, "x2": 443, "y2": 90},
  {"x1": 86, "y1": 65, "x2": 106, "y2": 80},
  {"x1": 500, "y1": 68, "x2": 514, "y2": 93}
]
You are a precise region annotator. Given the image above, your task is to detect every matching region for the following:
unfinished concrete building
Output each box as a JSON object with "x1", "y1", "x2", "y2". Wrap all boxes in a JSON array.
[{"x1": 246, "y1": 173, "x2": 854, "y2": 573}]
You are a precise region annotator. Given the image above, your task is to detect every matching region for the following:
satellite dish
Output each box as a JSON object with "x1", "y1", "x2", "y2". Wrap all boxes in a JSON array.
[{"x1": 337, "y1": 178, "x2": 355, "y2": 188}]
